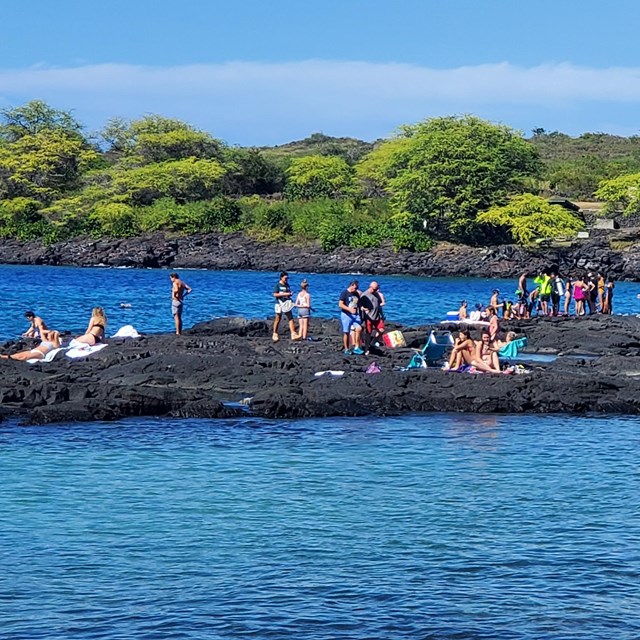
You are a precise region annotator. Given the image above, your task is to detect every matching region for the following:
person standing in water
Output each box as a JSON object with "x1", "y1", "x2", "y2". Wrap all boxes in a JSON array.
[{"x1": 170, "y1": 272, "x2": 192, "y2": 335}]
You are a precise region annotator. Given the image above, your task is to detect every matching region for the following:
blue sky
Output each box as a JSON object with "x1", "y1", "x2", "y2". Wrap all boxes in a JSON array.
[{"x1": 1, "y1": 0, "x2": 639, "y2": 145}]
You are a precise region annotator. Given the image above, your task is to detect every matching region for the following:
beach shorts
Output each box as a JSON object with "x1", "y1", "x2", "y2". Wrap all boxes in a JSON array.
[
  {"x1": 340, "y1": 312, "x2": 361, "y2": 334},
  {"x1": 297, "y1": 307, "x2": 310, "y2": 318},
  {"x1": 171, "y1": 300, "x2": 183, "y2": 317},
  {"x1": 539, "y1": 294, "x2": 550, "y2": 302},
  {"x1": 366, "y1": 318, "x2": 385, "y2": 335}
]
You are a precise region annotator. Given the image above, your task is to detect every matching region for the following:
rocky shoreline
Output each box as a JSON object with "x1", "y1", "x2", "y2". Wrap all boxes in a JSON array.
[
  {"x1": 0, "y1": 230, "x2": 639, "y2": 280},
  {"x1": 1, "y1": 314, "x2": 640, "y2": 425}
]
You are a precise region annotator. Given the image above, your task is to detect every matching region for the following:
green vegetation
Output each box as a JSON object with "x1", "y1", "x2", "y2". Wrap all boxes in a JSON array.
[
  {"x1": 1, "y1": 101, "x2": 638, "y2": 249},
  {"x1": 595, "y1": 173, "x2": 640, "y2": 217},
  {"x1": 477, "y1": 194, "x2": 584, "y2": 245}
]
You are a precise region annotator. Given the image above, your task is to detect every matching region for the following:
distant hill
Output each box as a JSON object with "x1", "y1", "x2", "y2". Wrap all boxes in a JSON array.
[
  {"x1": 258, "y1": 132, "x2": 375, "y2": 166},
  {"x1": 530, "y1": 130, "x2": 640, "y2": 163}
]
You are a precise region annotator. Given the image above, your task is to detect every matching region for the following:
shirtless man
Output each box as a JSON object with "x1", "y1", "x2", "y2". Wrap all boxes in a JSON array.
[
  {"x1": 518, "y1": 271, "x2": 529, "y2": 299},
  {"x1": 170, "y1": 272, "x2": 192, "y2": 335},
  {"x1": 23, "y1": 311, "x2": 47, "y2": 338}
]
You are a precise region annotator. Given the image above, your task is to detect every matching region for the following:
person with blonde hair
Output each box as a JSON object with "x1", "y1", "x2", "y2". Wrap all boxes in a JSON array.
[
  {"x1": 295, "y1": 278, "x2": 311, "y2": 340},
  {"x1": 75, "y1": 307, "x2": 107, "y2": 345}
]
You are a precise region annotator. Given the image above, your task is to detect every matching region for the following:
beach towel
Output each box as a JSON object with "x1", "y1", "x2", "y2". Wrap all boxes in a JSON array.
[
  {"x1": 66, "y1": 343, "x2": 109, "y2": 359},
  {"x1": 314, "y1": 370, "x2": 345, "y2": 378},
  {"x1": 111, "y1": 325, "x2": 141, "y2": 338},
  {"x1": 26, "y1": 347, "x2": 67, "y2": 365}
]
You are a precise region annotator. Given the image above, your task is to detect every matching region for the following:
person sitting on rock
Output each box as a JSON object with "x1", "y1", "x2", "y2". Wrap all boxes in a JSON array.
[
  {"x1": 75, "y1": 307, "x2": 107, "y2": 346},
  {"x1": 2, "y1": 329, "x2": 61, "y2": 361},
  {"x1": 23, "y1": 310, "x2": 47, "y2": 339},
  {"x1": 471, "y1": 330, "x2": 502, "y2": 373},
  {"x1": 445, "y1": 329, "x2": 475, "y2": 370},
  {"x1": 338, "y1": 280, "x2": 363, "y2": 355}
]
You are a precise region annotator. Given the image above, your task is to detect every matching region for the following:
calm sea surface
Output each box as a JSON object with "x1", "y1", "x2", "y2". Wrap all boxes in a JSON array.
[
  {"x1": 1, "y1": 264, "x2": 640, "y2": 341},
  {"x1": 1, "y1": 414, "x2": 639, "y2": 639},
  {"x1": 1, "y1": 265, "x2": 640, "y2": 638}
]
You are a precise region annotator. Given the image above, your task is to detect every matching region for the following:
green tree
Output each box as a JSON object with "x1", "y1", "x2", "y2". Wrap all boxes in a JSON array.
[
  {"x1": 101, "y1": 115, "x2": 223, "y2": 163},
  {"x1": 477, "y1": 194, "x2": 584, "y2": 245},
  {"x1": 0, "y1": 130, "x2": 99, "y2": 203},
  {"x1": 109, "y1": 157, "x2": 227, "y2": 205},
  {"x1": 595, "y1": 173, "x2": 640, "y2": 216},
  {"x1": 357, "y1": 115, "x2": 541, "y2": 241},
  {"x1": 285, "y1": 155, "x2": 357, "y2": 199},
  {"x1": 0, "y1": 100, "x2": 84, "y2": 142}
]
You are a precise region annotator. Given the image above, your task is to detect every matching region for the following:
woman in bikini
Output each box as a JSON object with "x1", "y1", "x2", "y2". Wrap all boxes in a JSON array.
[
  {"x1": 471, "y1": 331, "x2": 502, "y2": 373},
  {"x1": 446, "y1": 329, "x2": 476, "y2": 370},
  {"x1": 76, "y1": 307, "x2": 107, "y2": 346},
  {"x1": 1, "y1": 329, "x2": 61, "y2": 361}
]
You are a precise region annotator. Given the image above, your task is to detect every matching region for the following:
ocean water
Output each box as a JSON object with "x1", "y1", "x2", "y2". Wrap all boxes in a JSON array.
[
  {"x1": 1, "y1": 413, "x2": 639, "y2": 639},
  {"x1": 1, "y1": 264, "x2": 640, "y2": 341}
]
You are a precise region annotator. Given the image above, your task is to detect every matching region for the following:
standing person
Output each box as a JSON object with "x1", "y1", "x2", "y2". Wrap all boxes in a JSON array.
[
  {"x1": 486, "y1": 305, "x2": 500, "y2": 342},
  {"x1": 534, "y1": 270, "x2": 552, "y2": 316},
  {"x1": 23, "y1": 311, "x2": 47, "y2": 338},
  {"x1": 597, "y1": 272, "x2": 605, "y2": 312},
  {"x1": 550, "y1": 272, "x2": 564, "y2": 317},
  {"x1": 360, "y1": 281, "x2": 385, "y2": 354},
  {"x1": 458, "y1": 300, "x2": 468, "y2": 320},
  {"x1": 294, "y1": 278, "x2": 311, "y2": 341},
  {"x1": 563, "y1": 275, "x2": 573, "y2": 316},
  {"x1": 76, "y1": 307, "x2": 107, "y2": 345},
  {"x1": 272, "y1": 271, "x2": 298, "y2": 342},
  {"x1": 572, "y1": 275, "x2": 586, "y2": 316},
  {"x1": 585, "y1": 273, "x2": 597, "y2": 315},
  {"x1": 169, "y1": 272, "x2": 192, "y2": 336},
  {"x1": 338, "y1": 280, "x2": 363, "y2": 355},
  {"x1": 489, "y1": 289, "x2": 504, "y2": 315},
  {"x1": 602, "y1": 277, "x2": 615, "y2": 314},
  {"x1": 518, "y1": 271, "x2": 530, "y2": 299}
]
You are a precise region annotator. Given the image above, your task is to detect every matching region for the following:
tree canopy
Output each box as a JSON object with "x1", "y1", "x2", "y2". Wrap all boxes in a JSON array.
[
  {"x1": 477, "y1": 194, "x2": 584, "y2": 245},
  {"x1": 357, "y1": 115, "x2": 541, "y2": 241},
  {"x1": 0, "y1": 101, "x2": 634, "y2": 249}
]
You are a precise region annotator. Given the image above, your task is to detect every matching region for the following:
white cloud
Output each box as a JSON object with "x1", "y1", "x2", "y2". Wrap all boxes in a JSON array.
[{"x1": 1, "y1": 60, "x2": 639, "y2": 144}]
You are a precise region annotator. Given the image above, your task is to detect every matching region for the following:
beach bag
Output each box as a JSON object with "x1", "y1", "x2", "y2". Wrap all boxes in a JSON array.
[
  {"x1": 365, "y1": 361, "x2": 381, "y2": 374},
  {"x1": 383, "y1": 330, "x2": 406, "y2": 348}
]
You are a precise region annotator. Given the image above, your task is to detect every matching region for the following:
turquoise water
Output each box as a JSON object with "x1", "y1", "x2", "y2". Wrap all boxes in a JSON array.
[
  {"x1": 1, "y1": 413, "x2": 639, "y2": 638},
  {"x1": 2, "y1": 264, "x2": 640, "y2": 341}
]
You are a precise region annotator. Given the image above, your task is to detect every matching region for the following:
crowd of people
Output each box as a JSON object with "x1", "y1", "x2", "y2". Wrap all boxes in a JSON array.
[
  {"x1": 1, "y1": 266, "x2": 620, "y2": 367},
  {"x1": 458, "y1": 269, "x2": 615, "y2": 322}
]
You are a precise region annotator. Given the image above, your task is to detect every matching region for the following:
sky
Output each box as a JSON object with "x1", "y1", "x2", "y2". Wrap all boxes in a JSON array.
[{"x1": 1, "y1": 0, "x2": 640, "y2": 145}]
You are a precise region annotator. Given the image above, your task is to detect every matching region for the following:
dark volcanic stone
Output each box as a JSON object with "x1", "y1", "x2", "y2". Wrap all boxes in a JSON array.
[{"x1": 1, "y1": 314, "x2": 640, "y2": 425}]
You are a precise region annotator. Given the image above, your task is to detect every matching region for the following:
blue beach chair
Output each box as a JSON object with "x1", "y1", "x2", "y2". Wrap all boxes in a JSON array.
[{"x1": 407, "y1": 331, "x2": 454, "y2": 368}]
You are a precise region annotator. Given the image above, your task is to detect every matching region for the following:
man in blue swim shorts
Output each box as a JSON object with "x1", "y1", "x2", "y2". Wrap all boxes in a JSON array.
[{"x1": 338, "y1": 280, "x2": 363, "y2": 355}]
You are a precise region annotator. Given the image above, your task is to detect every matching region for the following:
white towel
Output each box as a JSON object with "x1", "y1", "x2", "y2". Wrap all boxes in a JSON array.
[
  {"x1": 314, "y1": 370, "x2": 345, "y2": 377},
  {"x1": 27, "y1": 347, "x2": 67, "y2": 364},
  {"x1": 111, "y1": 325, "x2": 141, "y2": 338},
  {"x1": 66, "y1": 343, "x2": 108, "y2": 359}
]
